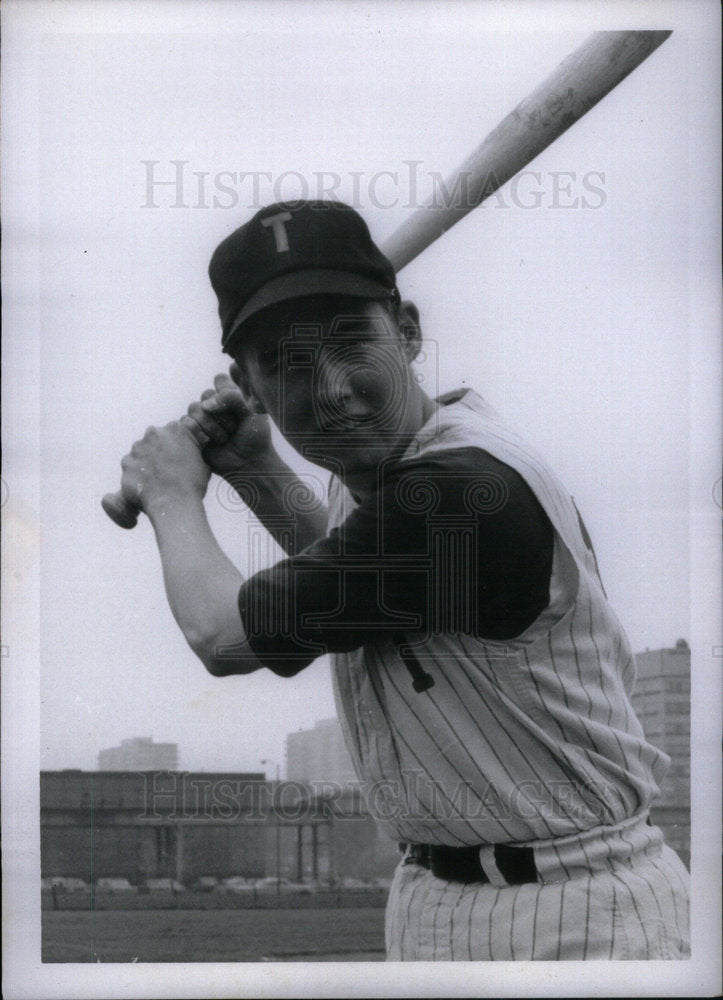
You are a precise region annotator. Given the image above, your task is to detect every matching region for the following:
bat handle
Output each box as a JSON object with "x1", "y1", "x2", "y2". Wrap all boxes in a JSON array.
[
  {"x1": 103, "y1": 417, "x2": 186, "y2": 529},
  {"x1": 101, "y1": 490, "x2": 141, "y2": 529},
  {"x1": 102, "y1": 409, "x2": 239, "y2": 529}
]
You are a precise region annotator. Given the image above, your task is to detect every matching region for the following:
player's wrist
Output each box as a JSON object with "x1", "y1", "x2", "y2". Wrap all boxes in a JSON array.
[
  {"x1": 143, "y1": 488, "x2": 207, "y2": 526},
  {"x1": 219, "y1": 446, "x2": 284, "y2": 482}
]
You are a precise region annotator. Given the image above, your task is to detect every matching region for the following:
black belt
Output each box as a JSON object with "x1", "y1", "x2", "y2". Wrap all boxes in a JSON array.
[{"x1": 400, "y1": 842, "x2": 538, "y2": 885}]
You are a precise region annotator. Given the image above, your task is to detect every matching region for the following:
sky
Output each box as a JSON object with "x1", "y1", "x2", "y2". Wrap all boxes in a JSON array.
[
  {"x1": 2, "y1": 2, "x2": 720, "y2": 997},
  {"x1": 4, "y1": 6, "x2": 720, "y2": 773}
]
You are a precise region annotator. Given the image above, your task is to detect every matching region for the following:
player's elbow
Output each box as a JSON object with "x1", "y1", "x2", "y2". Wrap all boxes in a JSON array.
[
  {"x1": 203, "y1": 646, "x2": 262, "y2": 677},
  {"x1": 186, "y1": 627, "x2": 261, "y2": 677}
]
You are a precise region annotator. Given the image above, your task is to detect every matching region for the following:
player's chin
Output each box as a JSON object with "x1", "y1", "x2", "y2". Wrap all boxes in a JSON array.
[{"x1": 290, "y1": 423, "x2": 397, "y2": 472}]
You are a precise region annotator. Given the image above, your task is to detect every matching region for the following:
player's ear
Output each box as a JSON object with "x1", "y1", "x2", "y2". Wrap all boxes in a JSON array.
[
  {"x1": 229, "y1": 360, "x2": 267, "y2": 414},
  {"x1": 398, "y1": 300, "x2": 422, "y2": 362}
]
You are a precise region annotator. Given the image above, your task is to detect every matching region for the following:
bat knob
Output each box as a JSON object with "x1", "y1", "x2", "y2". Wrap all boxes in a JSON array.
[{"x1": 101, "y1": 490, "x2": 140, "y2": 529}]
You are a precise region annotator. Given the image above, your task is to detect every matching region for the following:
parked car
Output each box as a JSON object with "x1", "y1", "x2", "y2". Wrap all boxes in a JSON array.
[
  {"x1": 369, "y1": 877, "x2": 392, "y2": 890},
  {"x1": 219, "y1": 876, "x2": 257, "y2": 893},
  {"x1": 339, "y1": 877, "x2": 372, "y2": 889},
  {"x1": 283, "y1": 881, "x2": 317, "y2": 894},
  {"x1": 42, "y1": 876, "x2": 88, "y2": 892},
  {"x1": 63, "y1": 877, "x2": 89, "y2": 891},
  {"x1": 254, "y1": 876, "x2": 291, "y2": 888},
  {"x1": 190, "y1": 876, "x2": 219, "y2": 892},
  {"x1": 144, "y1": 878, "x2": 185, "y2": 892},
  {"x1": 95, "y1": 877, "x2": 135, "y2": 892}
]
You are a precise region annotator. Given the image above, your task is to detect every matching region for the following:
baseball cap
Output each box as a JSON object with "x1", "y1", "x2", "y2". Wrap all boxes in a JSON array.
[{"x1": 209, "y1": 200, "x2": 397, "y2": 352}]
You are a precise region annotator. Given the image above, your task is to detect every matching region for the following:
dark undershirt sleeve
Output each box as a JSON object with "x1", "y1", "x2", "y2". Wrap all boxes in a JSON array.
[{"x1": 237, "y1": 447, "x2": 553, "y2": 676}]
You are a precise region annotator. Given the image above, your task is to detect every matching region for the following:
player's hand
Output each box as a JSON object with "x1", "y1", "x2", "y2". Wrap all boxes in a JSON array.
[
  {"x1": 185, "y1": 370, "x2": 274, "y2": 478},
  {"x1": 120, "y1": 421, "x2": 211, "y2": 515}
]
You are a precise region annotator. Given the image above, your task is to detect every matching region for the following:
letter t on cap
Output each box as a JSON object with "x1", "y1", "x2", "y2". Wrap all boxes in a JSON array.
[{"x1": 261, "y1": 211, "x2": 293, "y2": 252}]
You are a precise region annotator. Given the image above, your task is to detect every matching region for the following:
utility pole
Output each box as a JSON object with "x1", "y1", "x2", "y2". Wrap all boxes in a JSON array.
[
  {"x1": 174, "y1": 822, "x2": 184, "y2": 886},
  {"x1": 261, "y1": 759, "x2": 281, "y2": 895}
]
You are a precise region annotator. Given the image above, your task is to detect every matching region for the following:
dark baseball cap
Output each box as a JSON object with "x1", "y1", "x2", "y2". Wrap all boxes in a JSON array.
[{"x1": 209, "y1": 200, "x2": 397, "y2": 352}]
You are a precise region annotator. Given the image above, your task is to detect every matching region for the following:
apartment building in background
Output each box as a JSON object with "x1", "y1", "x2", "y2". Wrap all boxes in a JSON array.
[
  {"x1": 97, "y1": 737, "x2": 178, "y2": 771},
  {"x1": 630, "y1": 639, "x2": 691, "y2": 867},
  {"x1": 286, "y1": 718, "x2": 357, "y2": 788}
]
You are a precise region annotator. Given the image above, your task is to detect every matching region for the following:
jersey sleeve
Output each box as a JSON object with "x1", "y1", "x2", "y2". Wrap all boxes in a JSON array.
[{"x1": 237, "y1": 447, "x2": 553, "y2": 675}]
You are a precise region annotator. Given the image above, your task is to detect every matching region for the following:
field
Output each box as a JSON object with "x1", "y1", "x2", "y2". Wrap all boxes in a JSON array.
[{"x1": 42, "y1": 908, "x2": 386, "y2": 963}]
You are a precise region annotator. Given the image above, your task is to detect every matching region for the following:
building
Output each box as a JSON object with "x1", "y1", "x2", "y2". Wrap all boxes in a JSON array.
[
  {"x1": 40, "y1": 770, "x2": 398, "y2": 885},
  {"x1": 630, "y1": 639, "x2": 690, "y2": 867},
  {"x1": 43, "y1": 770, "x2": 280, "y2": 883},
  {"x1": 285, "y1": 718, "x2": 357, "y2": 788},
  {"x1": 285, "y1": 719, "x2": 399, "y2": 879},
  {"x1": 97, "y1": 737, "x2": 178, "y2": 771}
]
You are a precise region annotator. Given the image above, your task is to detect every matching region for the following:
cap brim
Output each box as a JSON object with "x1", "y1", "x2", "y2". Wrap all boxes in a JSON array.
[{"x1": 224, "y1": 269, "x2": 394, "y2": 347}]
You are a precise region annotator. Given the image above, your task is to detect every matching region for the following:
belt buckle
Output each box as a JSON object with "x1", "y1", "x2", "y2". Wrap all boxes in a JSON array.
[{"x1": 403, "y1": 843, "x2": 431, "y2": 869}]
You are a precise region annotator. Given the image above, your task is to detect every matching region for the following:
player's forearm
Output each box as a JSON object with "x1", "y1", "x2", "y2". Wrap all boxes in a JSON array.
[
  {"x1": 146, "y1": 494, "x2": 261, "y2": 676},
  {"x1": 222, "y1": 451, "x2": 328, "y2": 554}
]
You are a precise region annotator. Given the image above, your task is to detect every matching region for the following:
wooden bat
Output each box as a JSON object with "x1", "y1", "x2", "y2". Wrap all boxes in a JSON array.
[
  {"x1": 380, "y1": 30, "x2": 672, "y2": 269},
  {"x1": 102, "y1": 29, "x2": 671, "y2": 529}
]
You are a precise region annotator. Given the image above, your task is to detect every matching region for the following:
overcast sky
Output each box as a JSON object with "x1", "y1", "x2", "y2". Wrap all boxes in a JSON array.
[{"x1": 4, "y1": 2, "x2": 720, "y2": 783}]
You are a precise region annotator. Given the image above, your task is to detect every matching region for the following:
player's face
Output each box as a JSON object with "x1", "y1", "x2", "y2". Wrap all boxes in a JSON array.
[{"x1": 233, "y1": 296, "x2": 425, "y2": 482}]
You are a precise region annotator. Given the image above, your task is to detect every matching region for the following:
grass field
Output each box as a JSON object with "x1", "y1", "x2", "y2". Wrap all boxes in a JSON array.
[
  {"x1": 41, "y1": 887, "x2": 388, "y2": 910},
  {"x1": 42, "y1": 908, "x2": 386, "y2": 963}
]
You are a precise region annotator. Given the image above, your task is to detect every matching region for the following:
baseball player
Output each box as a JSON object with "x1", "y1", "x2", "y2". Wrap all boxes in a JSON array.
[{"x1": 120, "y1": 200, "x2": 690, "y2": 960}]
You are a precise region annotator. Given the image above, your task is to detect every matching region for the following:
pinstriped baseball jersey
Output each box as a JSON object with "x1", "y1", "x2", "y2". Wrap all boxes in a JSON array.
[{"x1": 327, "y1": 388, "x2": 669, "y2": 845}]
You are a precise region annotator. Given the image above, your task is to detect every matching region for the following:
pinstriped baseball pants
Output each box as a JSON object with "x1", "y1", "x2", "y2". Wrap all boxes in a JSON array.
[{"x1": 385, "y1": 818, "x2": 690, "y2": 960}]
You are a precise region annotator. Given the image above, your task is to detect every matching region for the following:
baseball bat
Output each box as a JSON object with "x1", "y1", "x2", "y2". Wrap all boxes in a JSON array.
[
  {"x1": 381, "y1": 30, "x2": 672, "y2": 269},
  {"x1": 102, "y1": 29, "x2": 671, "y2": 529}
]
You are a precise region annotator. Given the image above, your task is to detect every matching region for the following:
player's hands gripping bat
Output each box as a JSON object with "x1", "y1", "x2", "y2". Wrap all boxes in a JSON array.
[{"x1": 102, "y1": 368, "x2": 269, "y2": 528}]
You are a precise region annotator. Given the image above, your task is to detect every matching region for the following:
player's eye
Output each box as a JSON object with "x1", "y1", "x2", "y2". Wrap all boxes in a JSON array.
[
  {"x1": 264, "y1": 356, "x2": 305, "y2": 378},
  {"x1": 259, "y1": 352, "x2": 283, "y2": 373}
]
